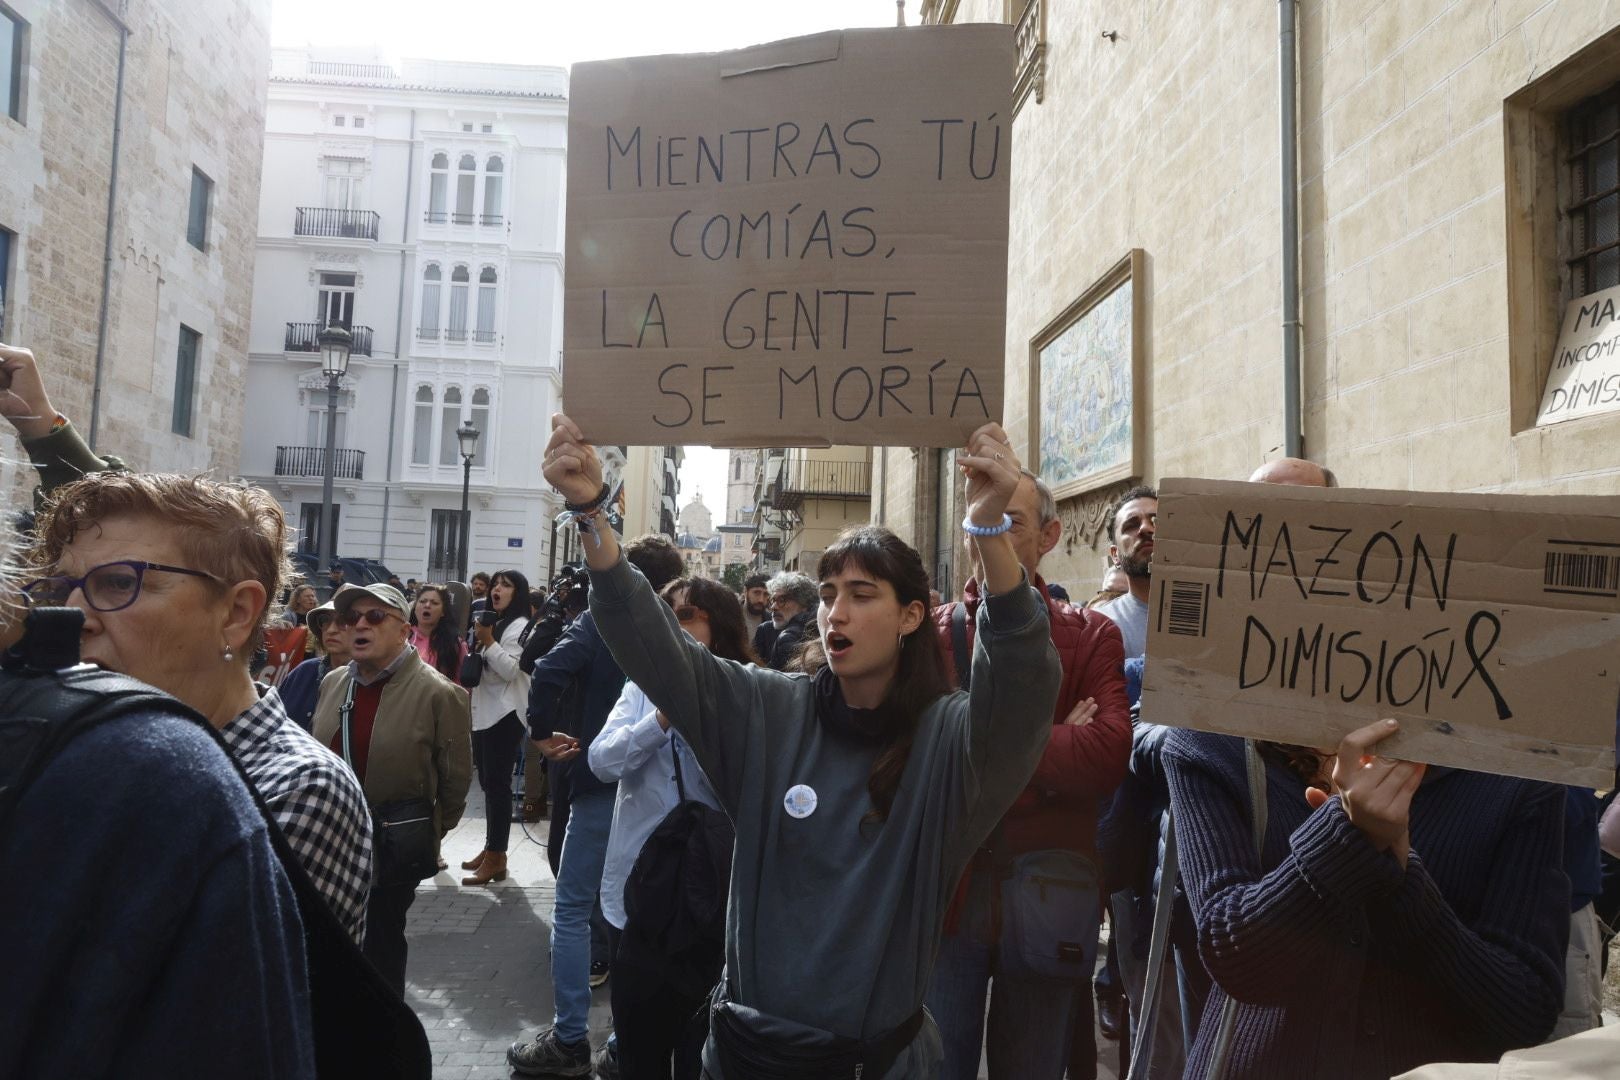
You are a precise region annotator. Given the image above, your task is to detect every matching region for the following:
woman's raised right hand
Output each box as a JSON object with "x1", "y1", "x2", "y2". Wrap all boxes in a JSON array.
[
  {"x1": 542, "y1": 413, "x2": 604, "y2": 505},
  {"x1": 1304, "y1": 718, "x2": 1425, "y2": 865}
]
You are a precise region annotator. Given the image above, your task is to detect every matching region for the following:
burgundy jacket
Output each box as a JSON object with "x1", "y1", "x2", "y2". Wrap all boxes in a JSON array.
[{"x1": 933, "y1": 576, "x2": 1131, "y2": 868}]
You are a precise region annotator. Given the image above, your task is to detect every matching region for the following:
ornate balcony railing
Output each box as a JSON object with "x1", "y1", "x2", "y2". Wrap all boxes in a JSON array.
[
  {"x1": 285, "y1": 321, "x2": 373, "y2": 357},
  {"x1": 274, "y1": 446, "x2": 365, "y2": 480},
  {"x1": 294, "y1": 207, "x2": 380, "y2": 240},
  {"x1": 772, "y1": 457, "x2": 871, "y2": 511}
]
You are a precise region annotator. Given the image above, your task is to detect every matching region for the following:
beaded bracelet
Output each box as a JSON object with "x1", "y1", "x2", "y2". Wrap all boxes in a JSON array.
[
  {"x1": 564, "y1": 480, "x2": 612, "y2": 514},
  {"x1": 961, "y1": 513, "x2": 1013, "y2": 537}
]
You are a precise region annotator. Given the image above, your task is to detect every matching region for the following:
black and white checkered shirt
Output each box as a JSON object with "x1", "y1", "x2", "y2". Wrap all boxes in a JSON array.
[{"x1": 221, "y1": 686, "x2": 373, "y2": 943}]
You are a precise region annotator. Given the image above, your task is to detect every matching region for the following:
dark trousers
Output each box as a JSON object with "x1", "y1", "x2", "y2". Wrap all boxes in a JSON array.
[
  {"x1": 472, "y1": 712, "x2": 523, "y2": 852},
  {"x1": 363, "y1": 881, "x2": 419, "y2": 996},
  {"x1": 610, "y1": 928, "x2": 709, "y2": 1080}
]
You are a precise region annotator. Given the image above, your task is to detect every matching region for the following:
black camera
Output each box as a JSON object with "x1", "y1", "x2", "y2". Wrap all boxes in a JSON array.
[{"x1": 475, "y1": 609, "x2": 500, "y2": 628}]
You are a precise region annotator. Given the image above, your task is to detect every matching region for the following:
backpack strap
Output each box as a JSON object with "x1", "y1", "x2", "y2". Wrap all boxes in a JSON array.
[{"x1": 950, "y1": 603, "x2": 972, "y2": 692}]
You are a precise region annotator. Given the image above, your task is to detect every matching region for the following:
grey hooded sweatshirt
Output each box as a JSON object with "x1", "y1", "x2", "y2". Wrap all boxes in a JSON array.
[{"x1": 588, "y1": 555, "x2": 1061, "y2": 1079}]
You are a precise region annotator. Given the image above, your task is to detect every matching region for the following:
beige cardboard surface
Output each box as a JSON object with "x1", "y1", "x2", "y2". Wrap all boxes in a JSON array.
[
  {"x1": 1141, "y1": 478, "x2": 1620, "y2": 787},
  {"x1": 564, "y1": 26, "x2": 1012, "y2": 447},
  {"x1": 1536, "y1": 281, "x2": 1620, "y2": 426}
]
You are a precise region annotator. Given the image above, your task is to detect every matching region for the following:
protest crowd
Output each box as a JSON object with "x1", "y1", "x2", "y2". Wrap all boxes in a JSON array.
[{"x1": 2, "y1": 334, "x2": 1617, "y2": 1080}]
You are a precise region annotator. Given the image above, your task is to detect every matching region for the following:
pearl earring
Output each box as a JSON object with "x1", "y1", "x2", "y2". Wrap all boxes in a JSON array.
[{"x1": 222, "y1": 645, "x2": 235, "y2": 662}]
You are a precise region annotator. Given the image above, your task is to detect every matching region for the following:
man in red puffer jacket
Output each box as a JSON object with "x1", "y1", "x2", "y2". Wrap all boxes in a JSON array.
[{"x1": 926, "y1": 469, "x2": 1131, "y2": 1080}]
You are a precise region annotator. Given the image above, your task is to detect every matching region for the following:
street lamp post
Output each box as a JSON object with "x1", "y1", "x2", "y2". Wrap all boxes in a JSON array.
[
  {"x1": 314, "y1": 325, "x2": 353, "y2": 599},
  {"x1": 455, "y1": 418, "x2": 481, "y2": 582}
]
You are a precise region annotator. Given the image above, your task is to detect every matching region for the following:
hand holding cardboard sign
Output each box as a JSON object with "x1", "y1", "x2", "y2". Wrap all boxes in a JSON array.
[
  {"x1": 956, "y1": 421, "x2": 1021, "y2": 527},
  {"x1": 542, "y1": 413, "x2": 604, "y2": 506},
  {"x1": 1304, "y1": 718, "x2": 1426, "y2": 866}
]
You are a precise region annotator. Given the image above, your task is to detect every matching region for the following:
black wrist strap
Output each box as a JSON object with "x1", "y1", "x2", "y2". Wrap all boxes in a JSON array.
[{"x1": 563, "y1": 481, "x2": 611, "y2": 514}]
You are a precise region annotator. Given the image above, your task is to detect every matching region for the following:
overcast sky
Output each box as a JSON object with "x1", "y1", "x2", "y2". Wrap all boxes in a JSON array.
[{"x1": 269, "y1": 0, "x2": 900, "y2": 511}]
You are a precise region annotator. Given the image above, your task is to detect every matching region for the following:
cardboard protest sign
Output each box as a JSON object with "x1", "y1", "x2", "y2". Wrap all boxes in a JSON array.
[
  {"x1": 1537, "y1": 281, "x2": 1620, "y2": 426},
  {"x1": 564, "y1": 26, "x2": 1012, "y2": 447},
  {"x1": 1141, "y1": 478, "x2": 1620, "y2": 787}
]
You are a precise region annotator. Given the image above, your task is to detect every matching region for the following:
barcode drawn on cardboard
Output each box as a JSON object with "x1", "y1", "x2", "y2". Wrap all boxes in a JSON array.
[
  {"x1": 1544, "y1": 540, "x2": 1620, "y2": 598},
  {"x1": 1162, "y1": 580, "x2": 1210, "y2": 638}
]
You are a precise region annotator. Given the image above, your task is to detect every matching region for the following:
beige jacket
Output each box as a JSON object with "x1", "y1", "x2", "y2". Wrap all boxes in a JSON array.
[{"x1": 312, "y1": 648, "x2": 472, "y2": 853}]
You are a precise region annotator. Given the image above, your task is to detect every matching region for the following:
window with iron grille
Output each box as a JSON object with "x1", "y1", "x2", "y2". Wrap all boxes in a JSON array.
[{"x1": 1566, "y1": 85, "x2": 1620, "y2": 299}]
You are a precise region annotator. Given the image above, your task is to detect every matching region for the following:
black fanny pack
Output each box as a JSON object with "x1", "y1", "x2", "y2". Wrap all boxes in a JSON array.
[{"x1": 708, "y1": 987, "x2": 925, "y2": 1080}]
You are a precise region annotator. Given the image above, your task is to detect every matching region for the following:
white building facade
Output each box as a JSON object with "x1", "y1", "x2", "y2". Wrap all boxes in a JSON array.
[{"x1": 241, "y1": 48, "x2": 566, "y2": 584}]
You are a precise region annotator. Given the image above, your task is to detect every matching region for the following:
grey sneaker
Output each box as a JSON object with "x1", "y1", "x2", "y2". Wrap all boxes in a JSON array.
[
  {"x1": 594, "y1": 1040, "x2": 620, "y2": 1080},
  {"x1": 508, "y1": 1028, "x2": 592, "y2": 1077}
]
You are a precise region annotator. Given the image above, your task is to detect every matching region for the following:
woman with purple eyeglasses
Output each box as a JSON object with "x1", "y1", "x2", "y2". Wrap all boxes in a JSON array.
[{"x1": 23, "y1": 470, "x2": 376, "y2": 944}]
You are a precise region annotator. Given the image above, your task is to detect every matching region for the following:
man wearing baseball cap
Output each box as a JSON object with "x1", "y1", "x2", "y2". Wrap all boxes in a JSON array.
[{"x1": 313, "y1": 583, "x2": 472, "y2": 994}]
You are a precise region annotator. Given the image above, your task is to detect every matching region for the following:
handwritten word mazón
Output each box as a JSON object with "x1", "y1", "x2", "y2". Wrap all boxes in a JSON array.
[{"x1": 1217, "y1": 512, "x2": 1458, "y2": 611}]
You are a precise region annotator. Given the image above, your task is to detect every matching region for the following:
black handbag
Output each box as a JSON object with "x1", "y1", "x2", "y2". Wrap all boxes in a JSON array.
[
  {"x1": 339, "y1": 681, "x2": 440, "y2": 888},
  {"x1": 459, "y1": 633, "x2": 484, "y2": 687}
]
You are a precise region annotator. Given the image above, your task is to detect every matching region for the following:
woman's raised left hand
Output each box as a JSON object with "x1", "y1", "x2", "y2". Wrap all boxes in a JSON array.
[{"x1": 956, "y1": 422, "x2": 1023, "y2": 527}]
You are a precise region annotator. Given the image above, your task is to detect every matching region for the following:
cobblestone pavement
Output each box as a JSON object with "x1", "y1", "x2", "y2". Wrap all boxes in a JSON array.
[
  {"x1": 402, "y1": 801, "x2": 613, "y2": 1080},
  {"x1": 404, "y1": 801, "x2": 1121, "y2": 1079}
]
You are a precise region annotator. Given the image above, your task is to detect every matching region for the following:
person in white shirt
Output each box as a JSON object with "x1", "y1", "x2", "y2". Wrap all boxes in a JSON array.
[
  {"x1": 589, "y1": 576, "x2": 761, "y2": 1080},
  {"x1": 461, "y1": 569, "x2": 532, "y2": 886},
  {"x1": 1092, "y1": 486, "x2": 1156, "y2": 658}
]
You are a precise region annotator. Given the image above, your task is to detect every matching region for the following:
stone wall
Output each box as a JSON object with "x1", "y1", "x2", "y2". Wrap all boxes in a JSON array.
[
  {"x1": 901, "y1": 0, "x2": 1620, "y2": 598},
  {"x1": 0, "y1": 0, "x2": 270, "y2": 499}
]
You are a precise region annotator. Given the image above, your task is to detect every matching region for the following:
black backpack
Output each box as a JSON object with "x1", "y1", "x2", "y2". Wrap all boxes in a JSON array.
[
  {"x1": 0, "y1": 608, "x2": 431, "y2": 1080},
  {"x1": 621, "y1": 738, "x2": 735, "y2": 999}
]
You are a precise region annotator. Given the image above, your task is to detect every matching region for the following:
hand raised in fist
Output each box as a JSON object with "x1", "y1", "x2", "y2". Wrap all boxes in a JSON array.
[
  {"x1": 541, "y1": 413, "x2": 604, "y2": 505},
  {"x1": 0, "y1": 343, "x2": 59, "y2": 440},
  {"x1": 956, "y1": 421, "x2": 1022, "y2": 528}
]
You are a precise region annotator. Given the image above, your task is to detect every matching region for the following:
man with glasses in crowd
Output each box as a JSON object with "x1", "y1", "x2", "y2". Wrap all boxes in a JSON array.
[
  {"x1": 312, "y1": 582, "x2": 472, "y2": 993},
  {"x1": 758, "y1": 570, "x2": 817, "y2": 672}
]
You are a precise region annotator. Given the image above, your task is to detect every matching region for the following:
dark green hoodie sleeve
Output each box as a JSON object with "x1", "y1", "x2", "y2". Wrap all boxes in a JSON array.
[{"x1": 22, "y1": 420, "x2": 126, "y2": 508}]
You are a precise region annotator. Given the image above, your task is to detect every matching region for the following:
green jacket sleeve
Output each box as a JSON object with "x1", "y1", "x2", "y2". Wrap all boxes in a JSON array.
[{"x1": 22, "y1": 420, "x2": 127, "y2": 508}]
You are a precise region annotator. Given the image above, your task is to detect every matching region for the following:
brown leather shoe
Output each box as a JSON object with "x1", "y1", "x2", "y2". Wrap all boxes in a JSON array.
[
  {"x1": 460, "y1": 850, "x2": 488, "y2": 871},
  {"x1": 462, "y1": 850, "x2": 507, "y2": 886}
]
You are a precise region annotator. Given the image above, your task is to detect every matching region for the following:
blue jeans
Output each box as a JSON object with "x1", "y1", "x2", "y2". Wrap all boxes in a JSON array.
[
  {"x1": 926, "y1": 872, "x2": 1078, "y2": 1080},
  {"x1": 551, "y1": 784, "x2": 615, "y2": 1043}
]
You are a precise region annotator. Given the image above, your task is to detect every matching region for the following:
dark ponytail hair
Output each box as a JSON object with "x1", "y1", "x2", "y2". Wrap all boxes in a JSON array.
[
  {"x1": 813, "y1": 525, "x2": 949, "y2": 824},
  {"x1": 412, "y1": 584, "x2": 461, "y2": 682},
  {"x1": 490, "y1": 569, "x2": 532, "y2": 638}
]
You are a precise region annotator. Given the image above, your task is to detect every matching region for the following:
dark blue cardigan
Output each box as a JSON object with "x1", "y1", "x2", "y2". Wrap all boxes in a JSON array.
[
  {"x1": 1163, "y1": 729, "x2": 1568, "y2": 1080},
  {"x1": 0, "y1": 709, "x2": 315, "y2": 1078}
]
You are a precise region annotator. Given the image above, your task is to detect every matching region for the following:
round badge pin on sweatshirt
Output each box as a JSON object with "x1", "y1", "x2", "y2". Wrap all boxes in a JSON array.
[{"x1": 783, "y1": 784, "x2": 818, "y2": 819}]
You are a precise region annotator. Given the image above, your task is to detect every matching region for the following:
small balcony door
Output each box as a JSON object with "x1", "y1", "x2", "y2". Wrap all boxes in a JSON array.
[
  {"x1": 427, "y1": 508, "x2": 466, "y2": 581},
  {"x1": 317, "y1": 272, "x2": 356, "y2": 328}
]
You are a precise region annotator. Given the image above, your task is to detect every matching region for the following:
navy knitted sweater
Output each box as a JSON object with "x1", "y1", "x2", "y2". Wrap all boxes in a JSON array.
[
  {"x1": 0, "y1": 710, "x2": 316, "y2": 1079},
  {"x1": 1163, "y1": 729, "x2": 1568, "y2": 1080}
]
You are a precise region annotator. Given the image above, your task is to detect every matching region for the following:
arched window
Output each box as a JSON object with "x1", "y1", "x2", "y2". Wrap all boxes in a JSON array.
[
  {"x1": 455, "y1": 154, "x2": 477, "y2": 223},
  {"x1": 420, "y1": 264, "x2": 441, "y2": 338},
  {"x1": 448, "y1": 266, "x2": 470, "y2": 340},
  {"x1": 428, "y1": 153, "x2": 449, "y2": 221},
  {"x1": 482, "y1": 156, "x2": 504, "y2": 224},
  {"x1": 412, "y1": 385, "x2": 434, "y2": 464},
  {"x1": 438, "y1": 385, "x2": 463, "y2": 466},
  {"x1": 471, "y1": 388, "x2": 491, "y2": 467},
  {"x1": 476, "y1": 267, "x2": 497, "y2": 342}
]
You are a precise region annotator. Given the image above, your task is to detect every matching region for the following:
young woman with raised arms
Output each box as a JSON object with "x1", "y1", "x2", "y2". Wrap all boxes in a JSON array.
[{"x1": 540, "y1": 413, "x2": 1060, "y2": 1080}]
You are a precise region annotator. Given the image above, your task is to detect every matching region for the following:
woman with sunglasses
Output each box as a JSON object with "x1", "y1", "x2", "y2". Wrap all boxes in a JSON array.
[
  {"x1": 25, "y1": 471, "x2": 375, "y2": 944},
  {"x1": 462, "y1": 569, "x2": 533, "y2": 886},
  {"x1": 311, "y1": 582, "x2": 473, "y2": 992},
  {"x1": 541, "y1": 413, "x2": 1061, "y2": 1080},
  {"x1": 588, "y1": 576, "x2": 761, "y2": 1080}
]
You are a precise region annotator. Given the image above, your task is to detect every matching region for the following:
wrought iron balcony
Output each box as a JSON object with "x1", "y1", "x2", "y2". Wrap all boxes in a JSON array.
[
  {"x1": 772, "y1": 456, "x2": 871, "y2": 512},
  {"x1": 274, "y1": 446, "x2": 365, "y2": 480},
  {"x1": 417, "y1": 327, "x2": 440, "y2": 341},
  {"x1": 293, "y1": 207, "x2": 380, "y2": 240},
  {"x1": 473, "y1": 329, "x2": 497, "y2": 343},
  {"x1": 285, "y1": 321, "x2": 373, "y2": 356},
  {"x1": 424, "y1": 210, "x2": 448, "y2": 224},
  {"x1": 480, "y1": 214, "x2": 503, "y2": 227},
  {"x1": 444, "y1": 328, "x2": 468, "y2": 343}
]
